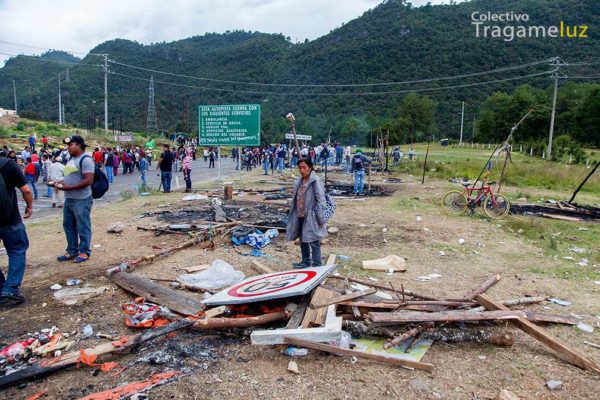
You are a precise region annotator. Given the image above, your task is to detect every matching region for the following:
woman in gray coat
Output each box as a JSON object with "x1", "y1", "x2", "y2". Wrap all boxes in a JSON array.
[{"x1": 286, "y1": 158, "x2": 327, "y2": 268}]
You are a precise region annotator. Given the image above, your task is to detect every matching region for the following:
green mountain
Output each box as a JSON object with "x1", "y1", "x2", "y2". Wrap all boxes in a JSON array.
[{"x1": 0, "y1": 0, "x2": 598, "y2": 145}]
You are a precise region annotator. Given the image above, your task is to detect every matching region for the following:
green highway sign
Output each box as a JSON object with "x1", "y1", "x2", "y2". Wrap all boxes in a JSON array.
[{"x1": 199, "y1": 104, "x2": 260, "y2": 146}]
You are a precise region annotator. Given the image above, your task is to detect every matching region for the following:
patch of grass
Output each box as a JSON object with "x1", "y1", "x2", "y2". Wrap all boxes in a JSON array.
[
  {"x1": 120, "y1": 190, "x2": 136, "y2": 201},
  {"x1": 527, "y1": 265, "x2": 600, "y2": 281}
]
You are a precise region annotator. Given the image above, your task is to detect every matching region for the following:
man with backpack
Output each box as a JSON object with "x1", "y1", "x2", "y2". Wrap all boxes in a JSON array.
[
  {"x1": 351, "y1": 149, "x2": 371, "y2": 195},
  {"x1": 53, "y1": 135, "x2": 95, "y2": 264},
  {"x1": 0, "y1": 153, "x2": 33, "y2": 307}
]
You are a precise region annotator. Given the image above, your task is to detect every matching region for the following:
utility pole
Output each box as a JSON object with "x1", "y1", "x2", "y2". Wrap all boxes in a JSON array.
[
  {"x1": 459, "y1": 101, "x2": 465, "y2": 145},
  {"x1": 103, "y1": 54, "x2": 109, "y2": 134},
  {"x1": 12, "y1": 80, "x2": 17, "y2": 114},
  {"x1": 62, "y1": 104, "x2": 66, "y2": 125},
  {"x1": 547, "y1": 56, "x2": 567, "y2": 161},
  {"x1": 58, "y1": 73, "x2": 62, "y2": 125},
  {"x1": 147, "y1": 75, "x2": 157, "y2": 134}
]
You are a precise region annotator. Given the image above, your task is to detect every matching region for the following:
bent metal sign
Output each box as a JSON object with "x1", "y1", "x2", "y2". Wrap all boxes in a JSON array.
[{"x1": 202, "y1": 264, "x2": 338, "y2": 305}]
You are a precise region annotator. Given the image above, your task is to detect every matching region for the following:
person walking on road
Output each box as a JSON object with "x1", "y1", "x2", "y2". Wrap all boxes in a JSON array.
[
  {"x1": 182, "y1": 149, "x2": 193, "y2": 192},
  {"x1": 23, "y1": 157, "x2": 39, "y2": 200},
  {"x1": 53, "y1": 135, "x2": 95, "y2": 264},
  {"x1": 0, "y1": 154, "x2": 33, "y2": 307}
]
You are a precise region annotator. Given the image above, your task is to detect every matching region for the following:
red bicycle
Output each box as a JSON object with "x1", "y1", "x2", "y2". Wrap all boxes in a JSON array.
[{"x1": 441, "y1": 181, "x2": 510, "y2": 219}]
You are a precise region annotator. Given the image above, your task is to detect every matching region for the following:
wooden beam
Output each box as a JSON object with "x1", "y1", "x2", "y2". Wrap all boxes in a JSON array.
[
  {"x1": 109, "y1": 272, "x2": 204, "y2": 316},
  {"x1": 468, "y1": 296, "x2": 548, "y2": 313},
  {"x1": 284, "y1": 337, "x2": 434, "y2": 372},
  {"x1": 193, "y1": 311, "x2": 288, "y2": 330},
  {"x1": 368, "y1": 310, "x2": 527, "y2": 324},
  {"x1": 325, "y1": 253, "x2": 337, "y2": 266},
  {"x1": 525, "y1": 312, "x2": 578, "y2": 325},
  {"x1": 286, "y1": 294, "x2": 311, "y2": 329},
  {"x1": 476, "y1": 294, "x2": 600, "y2": 374},
  {"x1": 250, "y1": 260, "x2": 275, "y2": 275},
  {"x1": 204, "y1": 306, "x2": 228, "y2": 319},
  {"x1": 461, "y1": 274, "x2": 501, "y2": 301},
  {"x1": 309, "y1": 288, "x2": 377, "y2": 310},
  {"x1": 301, "y1": 287, "x2": 338, "y2": 328}
]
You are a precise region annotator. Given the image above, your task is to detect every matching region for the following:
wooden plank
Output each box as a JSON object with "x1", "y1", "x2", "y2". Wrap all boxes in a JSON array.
[
  {"x1": 461, "y1": 274, "x2": 501, "y2": 301},
  {"x1": 310, "y1": 288, "x2": 377, "y2": 310},
  {"x1": 250, "y1": 260, "x2": 275, "y2": 275},
  {"x1": 286, "y1": 294, "x2": 312, "y2": 329},
  {"x1": 325, "y1": 253, "x2": 337, "y2": 266},
  {"x1": 526, "y1": 312, "x2": 578, "y2": 325},
  {"x1": 185, "y1": 264, "x2": 211, "y2": 273},
  {"x1": 328, "y1": 275, "x2": 439, "y2": 301},
  {"x1": 368, "y1": 310, "x2": 527, "y2": 324},
  {"x1": 204, "y1": 306, "x2": 227, "y2": 319},
  {"x1": 251, "y1": 305, "x2": 342, "y2": 345},
  {"x1": 0, "y1": 320, "x2": 192, "y2": 390},
  {"x1": 301, "y1": 287, "x2": 338, "y2": 328},
  {"x1": 284, "y1": 337, "x2": 434, "y2": 372},
  {"x1": 468, "y1": 296, "x2": 548, "y2": 313},
  {"x1": 476, "y1": 294, "x2": 600, "y2": 374},
  {"x1": 109, "y1": 272, "x2": 204, "y2": 316}
]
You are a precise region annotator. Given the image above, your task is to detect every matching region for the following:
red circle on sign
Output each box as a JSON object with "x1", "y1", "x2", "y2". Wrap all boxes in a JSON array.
[{"x1": 227, "y1": 271, "x2": 317, "y2": 298}]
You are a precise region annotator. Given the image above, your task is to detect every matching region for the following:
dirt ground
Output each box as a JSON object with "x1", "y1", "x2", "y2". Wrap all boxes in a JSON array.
[{"x1": 1, "y1": 168, "x2": 599, "y2": 400}]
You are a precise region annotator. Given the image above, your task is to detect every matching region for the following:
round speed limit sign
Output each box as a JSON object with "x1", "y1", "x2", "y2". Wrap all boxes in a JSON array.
[{"x1": 227, "y1": 271, "x2": 317, "y2": 298}]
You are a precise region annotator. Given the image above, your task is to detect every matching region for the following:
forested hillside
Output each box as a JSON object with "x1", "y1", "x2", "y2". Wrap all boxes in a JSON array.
[{"x1": 0, "y1": 0, "x2": 598, "y2": 147}]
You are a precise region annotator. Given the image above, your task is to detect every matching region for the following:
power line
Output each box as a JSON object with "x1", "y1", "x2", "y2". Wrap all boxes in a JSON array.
[
  {"x1": 108, "y1": 58, "x2": 550, "y2": 88},
  {"x1": 108, "y1": 70, "x2": 551, "y2": 96},
  {"x1": 0, "y1": 40, "x2": 102, "y2": 56}
]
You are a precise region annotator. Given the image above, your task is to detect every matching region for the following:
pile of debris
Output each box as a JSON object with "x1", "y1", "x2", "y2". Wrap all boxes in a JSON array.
[{"x1": 510, "y1": 201, "x2": 600, "y2": 222}]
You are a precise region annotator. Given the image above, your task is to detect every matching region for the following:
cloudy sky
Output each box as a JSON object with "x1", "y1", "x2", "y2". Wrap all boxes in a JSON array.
[{"x1": 0, "y1": 0, "x2": 453, "y2": 66}]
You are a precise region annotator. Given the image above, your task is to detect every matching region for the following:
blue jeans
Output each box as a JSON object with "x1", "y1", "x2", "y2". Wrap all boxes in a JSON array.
[
  {"x1": 26, "y1": 175, "x2": 38, "y2": 198},
  {"x1": 63, "y1": 196, "x2": 93, "y2": 256},
  {"x1": 263, "y1": 160, "x2": 269, "y2": 175},
  {"x1": 161, "y1": 171, "x2": 172, "y2": 192},
  {"x1": 353, "y1": 170, "x2": 365, "y2": 194},
  {"x1": 0, "y1": 223, "x2": 29, "y2": 296},
  {"x1": 298, "y1": 218, "x2": 322, "y2": 266},
  {"x1": 291, "y1": 156, "x2": 298, "y2": 168},
  {"x1": 141, "y1": 170, "x2": 147, "y2": 186},
  {"x1": 105, "y1": 166, "x2": 114, "y2": 183},
  {"x1": 277, "y1": 157, "x2": 285, "y2": 173}
]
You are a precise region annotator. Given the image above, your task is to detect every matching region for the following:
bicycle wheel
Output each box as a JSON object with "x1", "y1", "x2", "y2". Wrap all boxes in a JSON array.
[
  {"x1": 484, "y1": 194, "x2": 510, "y2": 219},
  {"x1": 441, "y1": 190, "x2": 468, "y2": 215}
]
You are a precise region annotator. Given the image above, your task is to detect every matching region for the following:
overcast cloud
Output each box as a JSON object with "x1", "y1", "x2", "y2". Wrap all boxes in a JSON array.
[{"x1": 0, "y1": 0, "x2": 451, "y2": 66}]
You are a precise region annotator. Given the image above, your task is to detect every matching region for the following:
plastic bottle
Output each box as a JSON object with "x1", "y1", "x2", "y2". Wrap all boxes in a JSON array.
[
  {"x1": 282, "y1": 346, "x2": 308, "y2": 356},
  {"x1": 337, "y1": 255, "x2": 350, "y2": 262},
  {"x1": 66, "y1": 278, "x2": 82, "y2": 286}
]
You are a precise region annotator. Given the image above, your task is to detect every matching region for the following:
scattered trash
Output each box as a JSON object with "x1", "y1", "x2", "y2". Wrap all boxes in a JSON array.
[
  {"x1": 546, "y1": 380, "x2": 562, "y2": 391},
  {"x1": 182, "y1": 193, "x2": 208, "y2": 201},
  {"x1": 549, "y1": 298, "x2": 572, "y2": 307},
  {"x1": 92, "y1": 244, "x2": 102, "y2": 249},
  {"x1": 80, "y1": 324, "x2": 94, "y2": 338},
  {"x1": 177, "y1": 260, "x2": 245, "y2": 291},
  {"x1": 50, "y1": 284, "x2": 62, "y2": 291},
  {"x1": 414, "y1": 273, "x2": 442, "y2": 282},
  {"x1": 231, "y1": 227, "x2": 279, "y2": 249},
  {"x1": 576, "y1": 322, "x2": 594, "y2": 333},
  {"x1": 66, "y1": 279, "x2": 82, "y2": 286},
  {"x1": 283, "y1": 346, "x2": 309, "y2": 356},
  {"x1": 439, "y1": 251, "x2": 446, "y2": 256},
  {"x1": 570, "y1": 247, "x2": 586, "y2": 254},
  {"x1": 287, "y1": 360, "x2": 300, "y2": 374},
  {"x1": 416, "y1": 216, "x2": 422, "y2": 222},
  {"x1": 593, "y1": 281, "x2": 600, "y2": 285},
  {"x1": 337, "y1": 255, "x2": 350, "y2": 262},
  {"x1": 576, "y1": 227, "x2": 588, "y2": 231},
  {"x1": 368, "y1": 277, "x2": 379, "y2": 282},
  {"x1": 458, "y1": 238, "x2": 465, "y2": 245},
  {"x1": 362, "y1": 255, "x2": 406, "y2": 272},
  {"x1": 577, "y1": 259, "x2": 589, "y2": 267},
  {"x1": 563, "y1": 256, "x2": 575, "y2": 261},
  {"x1": 107, "y1": 222, "x2": 125, "y2": 233},
  {"x1": 53, "y1": 286, "x2": 111, "y2": 305},
  {"x1": 327, "y1": 227, "x2": 340, "y2": 234}
]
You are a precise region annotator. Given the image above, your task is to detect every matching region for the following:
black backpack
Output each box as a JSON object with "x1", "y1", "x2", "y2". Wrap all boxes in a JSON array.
[
  {"x1": 353, "y1": 155, "x2": 364, "y2": 170},
  {"x1": 0, "y1": 158, "x2": 13, "y2": 222},
  {"x1": 79, "y1": 155, "x2": 109, "y2": 199}
]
